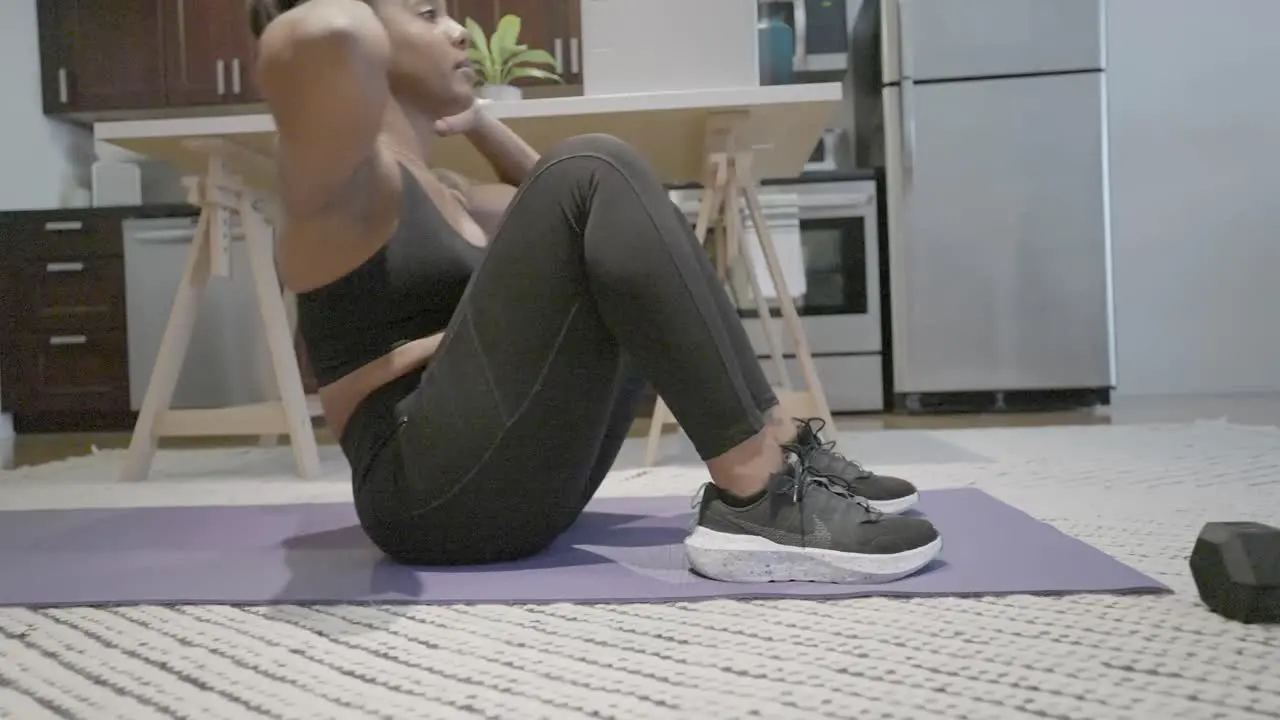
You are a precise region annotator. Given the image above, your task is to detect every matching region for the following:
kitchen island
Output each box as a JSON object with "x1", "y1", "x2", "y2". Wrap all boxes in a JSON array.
[{"x1": 96, "y1": 84, "x2": 842, "y2": 187}]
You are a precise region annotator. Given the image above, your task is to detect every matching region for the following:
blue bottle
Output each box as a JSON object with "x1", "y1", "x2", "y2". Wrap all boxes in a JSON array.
[{"x1": 758, "y1": 11, "x2": 796, "y2": 86}]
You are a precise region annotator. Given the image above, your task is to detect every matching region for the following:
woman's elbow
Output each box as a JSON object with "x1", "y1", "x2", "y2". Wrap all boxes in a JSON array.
[{"x1": 256, "y1": 0, "x2": 391, "y2": 94}]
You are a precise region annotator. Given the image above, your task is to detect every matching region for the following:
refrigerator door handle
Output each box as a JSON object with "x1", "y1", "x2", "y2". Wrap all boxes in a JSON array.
[
  {"x1": 901, "y1": 80, "x2": 917, "y2": 175},
  {"x1": 791, "y1": 0, "x2": 808, "y2": 70},
  {"x1": 897, "y1": 0, "x2": 914, "y2": 78},
  {"x1": 898, "y1": 0, "x2": 917, "y2": 175}
]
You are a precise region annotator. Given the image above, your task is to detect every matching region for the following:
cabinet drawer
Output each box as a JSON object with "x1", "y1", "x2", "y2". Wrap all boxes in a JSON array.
[
  {"x1": 4, "y1": 217, "x2": 122, "y2": 260},
  {"x1": 8, "y1": 330, "x2": 130, "y2": 414},
  {"x1": 14, "y1": 257, "x2": 126, "y2": 331}
]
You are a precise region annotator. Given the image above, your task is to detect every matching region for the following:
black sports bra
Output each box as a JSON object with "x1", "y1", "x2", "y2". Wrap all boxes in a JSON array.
[{"x1": 295, "y1": 164, "x2": 485, "y2": 386}]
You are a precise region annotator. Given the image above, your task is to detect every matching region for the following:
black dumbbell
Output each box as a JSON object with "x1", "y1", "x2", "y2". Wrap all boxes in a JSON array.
[{"x1": 1189, "y1": 521, "x2": 1280, "y2": 624}]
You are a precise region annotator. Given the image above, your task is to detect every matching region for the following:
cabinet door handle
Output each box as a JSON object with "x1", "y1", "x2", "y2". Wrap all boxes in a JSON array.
[
  {"x1": 43, "y1": 220, "x2": 83, "y2": 232},
  {"x1": 45, "y1": 262, "x2": 85, "y2": 273},
  {"x1": 570, "y1": 37, "x2": 580, "y2": 74},
  {"x1": 57, "y1": 68, "x2": 68, "y2": 104},
  {"x1": 49, "y1": 335, "x2": 88, "y2": 347},
  {"x1": 232, "y1": 58, "x2": 242, "y2": 95},
  {"x1": 216, "y1": 59, "x2": 226, "y2": 95},
  {"x1": 553, "y1": 38, "x2": 564, "y2": 71}
]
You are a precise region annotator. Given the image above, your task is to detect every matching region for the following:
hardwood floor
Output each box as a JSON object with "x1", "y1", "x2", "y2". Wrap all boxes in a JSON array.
[{"x1": 4, "y1": 392, "x2": 1279, "y2": 470}]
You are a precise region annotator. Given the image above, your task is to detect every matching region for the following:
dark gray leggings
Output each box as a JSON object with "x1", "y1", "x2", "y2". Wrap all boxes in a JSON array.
[{"x1": 348, "y1": 134, "x2": 778, "y2": 565}]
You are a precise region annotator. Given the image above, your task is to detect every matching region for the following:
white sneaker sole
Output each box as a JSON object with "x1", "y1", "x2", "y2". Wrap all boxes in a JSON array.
[
  {"x1": 868, "y1": 492, "x2": 919, "y2": 515},
  {"x1": 684, "y1": 526, "x2": 942, "y2": 584}
]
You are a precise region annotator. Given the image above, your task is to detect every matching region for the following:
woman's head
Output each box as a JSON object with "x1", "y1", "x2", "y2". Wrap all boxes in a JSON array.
[{"x1": 248, "y1": 0, "x2": 475, "y2": 119}]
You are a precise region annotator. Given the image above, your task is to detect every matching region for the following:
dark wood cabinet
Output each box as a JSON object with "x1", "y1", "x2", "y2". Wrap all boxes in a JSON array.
[
  {"x1": 0, "y1": 207, "x2": 319, "y2": 432},
  {"x1": 38, "y1": 0, "x2": 169, "y2": 113},
  {"x1": 233, "y1": 20, "x2": 265, "y2": 102},
  {"x1": 38, "y1": 0, "x2": 260, "y2": 114},
  {"x1": 14, "y1": 256, "x2": 127, "y2": 332},
  {"x1": 7, "y1": 331, "x2": 130, "y2": 416},
  {"x1": 37, "y1": 0, "x2": 578, "y2": 115},
  {"x1": 0, "y1": 214, "x2": 132, "y2": 430},
  {"x1": 453, "y1": 0, "x2": 498, "y2": 32},
  {"x1": 160, "y1": 0, "x2": 261, "y2": 106},
  {"x1": 559, "y1": 0, "x2": 583, "y2": 85}
]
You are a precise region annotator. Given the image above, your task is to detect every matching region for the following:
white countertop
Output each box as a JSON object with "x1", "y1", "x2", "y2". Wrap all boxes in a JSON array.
[{"x1": 95, "y1": 83, "x2": 844, "y2": 186}]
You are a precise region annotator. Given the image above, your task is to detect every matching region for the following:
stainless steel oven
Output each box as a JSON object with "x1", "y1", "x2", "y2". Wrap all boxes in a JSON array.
[{"x1": 669, "y1": 174, "x2": 886, "y2": 412}]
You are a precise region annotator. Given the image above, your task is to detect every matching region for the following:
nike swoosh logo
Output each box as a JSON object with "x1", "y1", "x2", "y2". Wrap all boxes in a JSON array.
[{"x1": 722, "y1": 513, "x2": 808, "y2": 546}]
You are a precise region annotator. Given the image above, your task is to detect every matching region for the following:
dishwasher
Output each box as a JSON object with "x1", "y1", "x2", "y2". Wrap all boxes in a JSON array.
[{"x1": 123, "y1": 215, "x2": 278, "y2": 411}]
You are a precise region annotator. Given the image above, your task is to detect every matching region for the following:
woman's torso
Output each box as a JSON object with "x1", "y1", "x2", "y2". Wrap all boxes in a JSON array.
[{"x1": 278, "y1": 143, "x2": 487, "y2": 443}]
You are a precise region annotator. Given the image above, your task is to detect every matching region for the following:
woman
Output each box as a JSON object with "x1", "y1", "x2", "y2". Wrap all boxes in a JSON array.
[{"x1": 249, "y1": 0, "x2": 942, "y2": 584}]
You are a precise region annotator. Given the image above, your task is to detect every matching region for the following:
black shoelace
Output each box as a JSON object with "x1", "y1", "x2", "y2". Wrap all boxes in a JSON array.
[
  {"x1": 780, "y1": 440, "x2": 883, "y2": 523},
  {"x1": 794, "y1": 416, "x2": 874, "y2": 482}
]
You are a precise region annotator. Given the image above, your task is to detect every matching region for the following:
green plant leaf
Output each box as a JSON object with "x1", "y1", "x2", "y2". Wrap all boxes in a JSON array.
[
  {"x1": 491, "y1": 14, "x2": 522, "y2": 60},
  {"x1": 465, "y1": 18, "x2": 497, "y2": 82},
  {"x1": 508, "y1": 66, "x2": 564, "y2": 84},
  {"x1": 470, "y1": 14, "x2": 561, "y2": 86},
  {"x1": 465, "y1": 18, "x2": 491, "y2": 64},
  {"x1": 506, "y1": 48, "x2": 560, "y2": 72}
]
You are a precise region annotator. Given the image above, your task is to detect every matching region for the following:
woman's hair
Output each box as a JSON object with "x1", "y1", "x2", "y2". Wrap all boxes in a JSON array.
[{"x1": 246, "y1": 0, "x2": 307, "y2": 38}]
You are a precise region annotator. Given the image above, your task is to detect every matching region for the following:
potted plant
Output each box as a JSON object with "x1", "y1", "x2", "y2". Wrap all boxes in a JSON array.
[{"x1": 465, "y1": 14, "x2": 563, "y2": 101}]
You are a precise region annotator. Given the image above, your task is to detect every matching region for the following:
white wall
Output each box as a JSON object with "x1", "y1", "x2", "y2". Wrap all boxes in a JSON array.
[
  {"x1": 580, "y1": 0, "x2": 759, "y2": 95},
  {"x1": 0, "y1": 1, "x2": 91, "y2": 212},
  {"x1": 1108, "y1": 0, "x2": 1280, "y2": 395}
]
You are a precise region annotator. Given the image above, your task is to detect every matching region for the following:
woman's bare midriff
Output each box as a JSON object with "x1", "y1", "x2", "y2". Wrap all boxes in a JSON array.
[{"x1": 317, "y1": 337, "x2": 441, "y2": 440}]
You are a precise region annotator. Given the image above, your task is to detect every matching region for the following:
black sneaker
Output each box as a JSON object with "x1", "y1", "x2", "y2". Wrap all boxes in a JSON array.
[
  {"x1": 684, "y1": 456, "x2": 942, "y2": 584},
  {"x1": 791, "y1": 418, "x2": 920, "y2": 515}
]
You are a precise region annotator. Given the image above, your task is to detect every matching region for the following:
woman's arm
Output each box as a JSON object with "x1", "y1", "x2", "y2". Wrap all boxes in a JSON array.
[
  {"x1": 256, "y1": 0, "x2": 391, "y2": 213},
  {"x1": 462, "y1": 111, "x2": 540, "y2": 187},
  {"x1": 428, "y1": 108, "x2": 536, "y2": 234}
]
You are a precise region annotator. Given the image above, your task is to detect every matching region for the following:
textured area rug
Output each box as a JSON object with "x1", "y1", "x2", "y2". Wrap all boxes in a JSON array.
[{"x1": 1, "y1": 421, "x2": 1279, "y2": 719}]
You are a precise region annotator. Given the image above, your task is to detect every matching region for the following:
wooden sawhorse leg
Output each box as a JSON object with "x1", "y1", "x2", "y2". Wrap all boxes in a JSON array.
[
  {"x1": 119, "y1": 149, "x2": 321, "y2": 482},
  {"x1": 644, "y1": 114, "x2": 837, "y2": 466}
]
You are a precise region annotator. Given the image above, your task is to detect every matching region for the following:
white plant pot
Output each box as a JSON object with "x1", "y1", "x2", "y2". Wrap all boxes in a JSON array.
[{"x1": 477, "y1": 84, "x2": 523, "y2": 101}]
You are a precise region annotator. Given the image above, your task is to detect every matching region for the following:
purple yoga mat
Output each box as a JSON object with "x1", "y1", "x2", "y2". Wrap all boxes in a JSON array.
[{"x1": 0, "y1": 488, "x2": 1167, "y2": 607}]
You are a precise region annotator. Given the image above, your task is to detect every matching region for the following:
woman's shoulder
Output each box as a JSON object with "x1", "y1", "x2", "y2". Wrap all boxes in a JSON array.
[{"x1": 276, "y1": 144, "x2": 403, "y2": 293}]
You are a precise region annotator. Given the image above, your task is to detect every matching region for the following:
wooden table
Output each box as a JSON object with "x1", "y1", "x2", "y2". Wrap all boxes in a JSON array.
[{"x1": 95, "y1": 83, "x2": 844, "y2": 479}]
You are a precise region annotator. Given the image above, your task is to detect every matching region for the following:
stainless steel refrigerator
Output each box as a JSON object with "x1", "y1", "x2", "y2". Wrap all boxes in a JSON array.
[{"x1": 848, "y1": 0, "x2": 1114, "y2": 404}]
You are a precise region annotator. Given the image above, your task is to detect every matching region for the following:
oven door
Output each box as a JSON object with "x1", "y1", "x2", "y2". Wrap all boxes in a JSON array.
[
  {"x1": 735, "y1": 192, "x2": 881, "y2": 356},
  {"x1": 669, "y1": 179, "x2": 885, "y2": 411}
]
